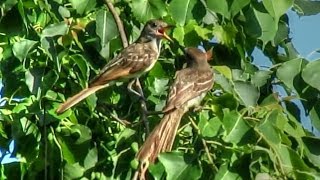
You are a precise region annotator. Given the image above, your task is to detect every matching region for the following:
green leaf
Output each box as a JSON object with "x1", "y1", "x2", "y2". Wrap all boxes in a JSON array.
[
  {"x1": 256, "y1": 118, "x2": 281, "y2": 145},
  {"x1": 251, "y1": 70, "x2": 272, "y2": 87},
  {"x1": 222, "y1": 110, "x2": 251, "y2": 144},
  {"x1": 199, "y1": 116, "x2": 221, "y2": 138},
  {"x1": 275, "y1": 144, "x2": 312, "y2": 178},
  {"x1": 96, "y1": 9, "x2": 118, "y2": 48},
  {"x1": 233, "y1": 81, "x2": 259, "y2": 107},
  {"x1": 41, "y1": 70, "x2": 59, "y2": 94},
  {"x1": 63, "y1": 163, "x2": 84, "y2": 179},
  {"x1": 310, "y1": 102, "x2": 320, "y2": 132},
  {"x1": 169, "y1": 0, "x2": 205, "y2": 26},
  {"x1": 230, "y1": 0, "x2": 250, "y2": 17},
  {"x1": 41, "y1": 22, "x2": 69, "y2": 37},
  {"x1": 131, "y1": 0, "x2": 167, "y2": 22},
  {"x1": 12, "y1": 39, "x2": 37, "y2": 62},
  {"x1": 158, "y1": 152, "x2": 202, "y2": 180},
  {"x1": 70, "y1": 54, "x2": 89, "y2": 84},
  {"x1": 84, "y1": 147, "x2": 98, "y2": 170},
  {"x1": 301, "y1": 59, "x2": 320, "y2": 91},
  {"x1": 207, "y1": 0, "x2": 230, "y2": 19},
  {"x1": 215, "y1": 163, "x2": 241, "y2": 180},
  {"x1": 294, "y1": 0, "x2": 320, "y2": 16},
  {"x1": 263, "y1": 0, "x2": 293, "y2": 20},
  {"x1": 302, "y1": 136, "x2": 320, "y2": 169},
  {"x1": 69, "y1": 0, "x2": 96, "y2": 15},
  {"x1": 25, "y1": 68, "x2": 43, "y2": 95},
  {"x1": 214, "y1": 66, "x2": 232, "y2": 80},
  {"x1": 277, "y1": 58, "x2": 307, "y2": 90},
  {"x1": 253, "y1": 5, "x2": 277, "y2": 47}
]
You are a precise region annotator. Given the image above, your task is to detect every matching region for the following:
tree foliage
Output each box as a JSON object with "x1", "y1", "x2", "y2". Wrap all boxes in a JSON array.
[{"x1": 1, "y1": 0, "x2": 320, "y2": 179}]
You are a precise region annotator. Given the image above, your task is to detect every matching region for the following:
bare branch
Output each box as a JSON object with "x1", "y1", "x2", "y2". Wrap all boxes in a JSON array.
[{"x1": 104, "y1": 0, "x2": 128, "y2": 47}]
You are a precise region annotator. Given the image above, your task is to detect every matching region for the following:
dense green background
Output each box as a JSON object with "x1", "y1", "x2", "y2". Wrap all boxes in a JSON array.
[{"x1": 1, "y1": 0, "x2": 320, "y2": 179}]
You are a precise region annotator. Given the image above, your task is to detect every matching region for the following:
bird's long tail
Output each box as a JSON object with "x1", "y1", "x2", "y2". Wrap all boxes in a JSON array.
[
  {"x1": 56, "y1": 85, "x2": 106, "y2": 114},
  {"x1": 134, "y1": 108, "x2": 185, "y2": 180},
  {"x1": 137, "y1": 108, "x2": 185, "y2": 162}
]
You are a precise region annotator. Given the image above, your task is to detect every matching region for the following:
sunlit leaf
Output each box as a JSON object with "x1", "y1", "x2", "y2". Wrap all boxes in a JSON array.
[
  {"x1": 222, "y1": 110, "x2": 251, "y2": 144},
  {"x1": 233, "y1": 81, "x2": 259, "y2": 107},
  {"x1": 169, "y1": 0, "x2": 205, "y2": 26},
  {"x1": 131, "y1": 0, "x2": 167, "y2": 22},
  {"x1": 301, "y1": 59, "x2": 320, "y2": 91},
  {"x1": 12, "y1": 39, "x2": 37, "y2": 62},
  {"x1": 69, "y1": 0, "x2": 96, "y2": 15},
  {"x1": 159, "y1": 152, "x2": 202, "y2": 180}
]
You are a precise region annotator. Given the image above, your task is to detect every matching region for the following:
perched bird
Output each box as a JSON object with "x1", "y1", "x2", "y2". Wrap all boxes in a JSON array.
[
  {"x1": 56, "y1": 19, "x2": 172, "y2": 114},
  {"x1": 135, "y1": 47, "x2": 214, "y2": 175}
]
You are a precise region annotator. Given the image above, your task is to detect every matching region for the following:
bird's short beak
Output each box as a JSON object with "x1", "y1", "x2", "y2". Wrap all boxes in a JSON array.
[{"x1": 158, "y1": 26, "x2": 173, "y2": 42}]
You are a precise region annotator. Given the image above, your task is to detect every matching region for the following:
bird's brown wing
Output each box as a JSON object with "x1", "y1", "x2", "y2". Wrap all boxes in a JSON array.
[
  {"x1": 163, "y1": 68, "x2": 213, "y2": 112},
  {"x1": 89, "y1": 42, "x2": 158, "y2": 87}
]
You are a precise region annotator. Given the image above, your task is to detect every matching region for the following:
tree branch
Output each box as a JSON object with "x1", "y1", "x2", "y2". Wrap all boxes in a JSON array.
[{"x1": 104, "y1": 0, "x2": 128, "y2": 47}]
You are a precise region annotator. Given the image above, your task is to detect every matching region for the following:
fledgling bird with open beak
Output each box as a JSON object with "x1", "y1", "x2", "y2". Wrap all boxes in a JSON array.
[
  {"x1": 56, "y1": 19, "x2": 172, "y2": 114},
  {"x1": 135, "y1": 47, "x2": 214, "y2": 178}
]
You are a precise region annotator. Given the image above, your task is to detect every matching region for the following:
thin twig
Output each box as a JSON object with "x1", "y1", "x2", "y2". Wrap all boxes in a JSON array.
[{"x1": 104, "y1": 0, "x2": 128, "y2": 47}]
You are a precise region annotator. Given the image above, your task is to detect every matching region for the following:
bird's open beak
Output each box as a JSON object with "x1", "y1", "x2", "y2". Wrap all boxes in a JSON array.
[{"x1": 158, "y1": 26, "x2": 173, "y2": 42}]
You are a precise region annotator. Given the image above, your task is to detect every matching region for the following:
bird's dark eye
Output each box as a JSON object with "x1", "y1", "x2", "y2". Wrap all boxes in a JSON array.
[{"x1": 151, "y1": 22, "x2": 157, "y2": 28}]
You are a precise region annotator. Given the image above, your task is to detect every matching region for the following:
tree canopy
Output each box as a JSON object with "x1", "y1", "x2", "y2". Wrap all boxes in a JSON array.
[{"x1": 1, "y1": 0, "x2": 320, "y2": 179}]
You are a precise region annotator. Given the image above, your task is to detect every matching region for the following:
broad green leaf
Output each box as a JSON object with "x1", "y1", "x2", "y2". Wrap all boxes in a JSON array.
[
  {"x1": 277, "y1": 58, "x2": 307, "y2": 90},
  {"x1": 169, "y1": 0, "x2": 205, "y2": 26},
  {"x1": 233, "y1": 81, "x2": 259, "y2": 107},
  {"x1": 263, "y1": 0, "x2": 293, "y2": 20},
  {"x1": 301, "y1": 59, "x2": 320, "y2": 91},
  {"x1": 96, "y1": 9, "x2": 118, "y2": 48},
  {"x1": 84, "y1": 147, "x2": 98, "y2": 170},
  {"x1": 207, "y1": 0, "x2": 230, "y2": 19},
  {"x1": 70, "y1": 54, "x2": 89, "y2": 84},
  {"x1": 230, "y1": 0, "x2": 250, "y2": 17},
  {"x1": 41, "y1": 22, "x2": 69, "y2": 37},
  {"x1": 69, "y1": 0, "x2": 96, "y2": 15},
  {"x1": 63, "y1": 163, "x2": 84, "y2": 179},
  {"x1": 41, "y1": 70, "x2": 59, "y2": 94},
  {"x1": 214, "y1": 71, "x2": 233, "y2": 93},
  {"x1": 253, "y1": 6, "x2": 277, "y2": 47},
  {"x1": 302, "y1": 136, "x2": 320, "y2": 169},
  {"x1": 199, "y1": 116, "x2": 221, "y2": 138},
  {"x1": 173, "y1": 26, "x2": 185, "y2": 45},
  {"x1": 222, "y1": 110, "x2": 251, "y2": 144},
  {"x1": 131, "y1": 0, "x2": 167, "y2": 22},
  {"x1": 25, "y1": 68, "x2": 43, "y2": 95},
  {"x1": 212, "y1": 24, "x2": 237, "y2": 47},
  {"x1": 251, "y1": 70, "x2": 272, "y2": 87},
  {"x1": 158, "y1": 152, "x2": 202, "y2": 180},
  {"x1": 294, "y1": 0, "x2": 320, "y2": 16},
  {"x1": 58, "y1": 6, "x2": 70, "y2": 18},
  {"x1": 215, "y1": 163, "x2": 241, "y2": 180},
  {"x1": 214, "y1": 66, "x2": 232, "y2": 80},
  {"x1": 275, "y1": 144, "x2": 312, "y2": 178},
  {"x1": 310, "y1": 102, "x2": 320, "y2": 132},
  {"x1": 71, "y1": 124, "x2": 92, "y2": 145},
  {"x1": 256, "y1": 118, "x2": 281, "y2": 145},
  {"x1": 116, "y1": 128, "x2": 136, "y2": 147},
  {"x1": 154, "y1": 78, "x2": 169, "y2": 95},
  {"x1": 12, "y1": 39, "x2": 37, "y2": 62}
]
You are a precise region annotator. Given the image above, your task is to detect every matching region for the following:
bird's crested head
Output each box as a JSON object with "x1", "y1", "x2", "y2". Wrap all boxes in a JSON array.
[
  {"x1": 185, "y1": 47, "x2": 213, "y2": 68},
  {"x1": 140, "y1": 19, "x2": 173, "y2": 41}
]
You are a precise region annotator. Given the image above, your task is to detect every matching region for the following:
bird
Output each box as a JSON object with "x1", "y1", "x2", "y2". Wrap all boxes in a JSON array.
[
  {"x1": 135, "y1": 47, "x2": 214, "y2": 177},
  {"x1": 56, "y1": 19, "x2": 172, "y2": 114}
]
